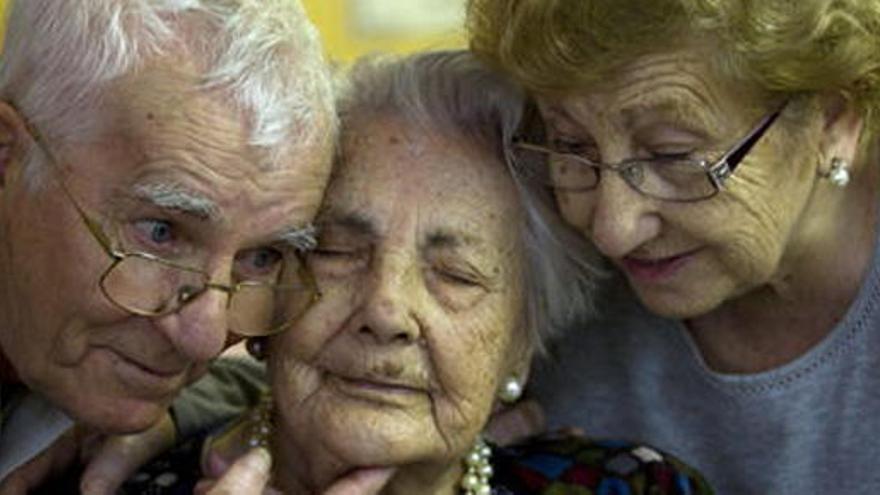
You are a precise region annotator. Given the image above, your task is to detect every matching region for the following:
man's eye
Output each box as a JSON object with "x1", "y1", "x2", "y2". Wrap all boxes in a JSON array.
[
  {"x1": 235, "y1": 247, "x2": 284, "y2": 279},
  {"x1": 133, "y1": 219, "x2": 175, "y2": 246}
]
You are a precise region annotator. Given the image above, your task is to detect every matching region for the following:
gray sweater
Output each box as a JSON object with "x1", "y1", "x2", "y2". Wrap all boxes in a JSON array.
[{"x1": 532, "y1": 246, "x2": 880, "y2": 494}]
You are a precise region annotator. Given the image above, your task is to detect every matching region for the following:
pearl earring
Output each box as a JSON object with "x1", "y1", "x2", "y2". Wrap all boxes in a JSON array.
[
  {"x1": 823, "y1": 157, "x2": 851, "y2": 188},
  {"x1": 246, "y1": 337, "x2": 267, "y2": 361},
  {"x1": 498, "y1": 376, "x2": 523, "y2": 404}
]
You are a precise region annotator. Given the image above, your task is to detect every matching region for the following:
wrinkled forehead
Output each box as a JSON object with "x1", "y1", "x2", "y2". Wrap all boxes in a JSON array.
[
  {"x1": 101, "y1": 56, "x2": 331, "y2": 173},
  {"x1": 325, "y1": 117, "x2": 521, "y2": 239},
  {"x1": 536, "y1": 48, "x2": 766, "y2": 132},
  {"x1": 339, "y1": 118, "x2": 514, "y2": 198}
]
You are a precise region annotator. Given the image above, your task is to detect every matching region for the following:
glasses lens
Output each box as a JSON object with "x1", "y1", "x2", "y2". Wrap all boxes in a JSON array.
[
  {"x1": 638, "y1": 159, "x2": 718, "y2": 201},
  {"x1": 228, "y1": 283, "x2": 316, "y2": 336},
  {"x1": 102, "y1": 252, "x2": 318, "y2": 335},
  {"x1": 514, "y1": 144, "x2": 599, "y2": 191},
  {"x1": 229, "y1": 255, "x2": 317, "y2": 336},
  {"x1": 102, "y1": 254, "x2": 206, "y2": 315}
]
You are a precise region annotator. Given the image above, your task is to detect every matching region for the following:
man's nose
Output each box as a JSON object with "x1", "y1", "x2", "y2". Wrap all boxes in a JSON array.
[
  {"x1": 154, "y1": 278, "x2": 231, "y2": 363},
  {"x1": 588, "y1": 172, "x2": 661, "y2": 259}
]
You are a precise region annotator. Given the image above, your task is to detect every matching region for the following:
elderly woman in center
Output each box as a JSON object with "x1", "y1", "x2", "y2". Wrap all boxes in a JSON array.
[
  {"x1": 118, "y1": 50, "x2": 712, "y2": 495},
  {"x1": 467, "y1": 0, "x2": 880, "y2": 493}
]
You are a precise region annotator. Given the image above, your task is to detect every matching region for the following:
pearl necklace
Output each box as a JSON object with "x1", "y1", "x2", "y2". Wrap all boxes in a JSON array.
[
  {"x1": 461, "y1": 437, "x2": 493, "y2": 495},
  {"x1": 246, "y1": 395, "x2": 493, "y2": 494}
]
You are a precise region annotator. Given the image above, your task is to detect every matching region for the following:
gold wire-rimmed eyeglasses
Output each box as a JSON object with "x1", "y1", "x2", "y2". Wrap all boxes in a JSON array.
[
  {"x1": 19, "y1": 112, "x2": 321, "y2": 337},
  {"x1": 512, "y1": 102, "x2": 787, "y2": 203}
]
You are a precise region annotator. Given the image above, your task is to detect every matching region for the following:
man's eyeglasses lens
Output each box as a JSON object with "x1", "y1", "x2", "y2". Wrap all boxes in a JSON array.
[{"x1": 100, "y1": 253, "x2": 316, "y2": 336}]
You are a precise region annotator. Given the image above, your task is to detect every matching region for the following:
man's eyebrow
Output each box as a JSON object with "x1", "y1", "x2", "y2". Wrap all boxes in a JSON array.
[
  {"x1": 273, "y1": 224, "x2": 318, "y2": 252},
  {"x1": 131, "y1": 181, "x2": 221, "y2": 220}
]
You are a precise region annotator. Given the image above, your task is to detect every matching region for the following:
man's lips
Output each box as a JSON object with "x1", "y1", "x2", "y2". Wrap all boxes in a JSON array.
[
  {"x1": 621, "y1": 248, "x2": 701, "y2": 281},
  {"x1": 100, "y1": 347, "x2": 189, "y2": 397},
  {"x1": 105, "y1": 348, "x2": 188, "y2": 377}
]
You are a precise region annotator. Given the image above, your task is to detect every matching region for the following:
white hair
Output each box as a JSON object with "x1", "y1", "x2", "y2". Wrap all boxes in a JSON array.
[
  {"x1": 0, "y1": 0, "x2": 334, "y2": 177},
  {"x1": 336, "y1": 50, "x2": 602, "y2": 353}
]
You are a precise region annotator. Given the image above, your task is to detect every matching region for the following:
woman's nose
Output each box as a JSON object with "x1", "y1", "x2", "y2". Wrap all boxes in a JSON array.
[
  {"x1": 357, "y1": 261, "x2": 421, "y2": 345},
  {"x1": 588, "y1": 173, "x2": 661, "y2": 258}
]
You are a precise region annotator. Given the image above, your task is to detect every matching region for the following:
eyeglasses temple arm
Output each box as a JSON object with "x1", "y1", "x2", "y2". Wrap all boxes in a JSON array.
[
  {"x1": 718, "y1": 102, "x2": 788, "y2": 176},
  {"x1": 23, "y1": 118, "x2": 118, "y2": 258}
]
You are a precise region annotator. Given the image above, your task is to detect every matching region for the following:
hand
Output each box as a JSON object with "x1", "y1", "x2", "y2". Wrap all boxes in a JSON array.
[
  {"x1": 483, "y1": 399, "x2": 546, "y2": 446},
  {"x1": 0, "y1": 427, "x2": 83, "y2": 495},
  {"x1": 79, "y1": 412, "x2": 177, "y2": 495},
  {"x1": 197, "y1": 448, "x2": 394, "y2": 495}
]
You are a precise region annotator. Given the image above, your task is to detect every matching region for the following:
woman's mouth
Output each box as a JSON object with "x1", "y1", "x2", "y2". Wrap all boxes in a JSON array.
[
  {"x1": 327, "y1": 372, "x2": 427, "y2": 407},
  {"x1": 621, "y1": 248, "x2": 701, "y2": 282}
]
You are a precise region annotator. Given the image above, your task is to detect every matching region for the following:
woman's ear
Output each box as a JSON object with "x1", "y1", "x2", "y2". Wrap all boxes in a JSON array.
[
  {"x1": 503, "y1": 331, "x2": 535, "y2": 398},
  {"x1": 818, "y1": 93, "x2": 865, "y2": 167},
  {"x1": 0, "y1": 101, "x2": 31, "y2": 189}
]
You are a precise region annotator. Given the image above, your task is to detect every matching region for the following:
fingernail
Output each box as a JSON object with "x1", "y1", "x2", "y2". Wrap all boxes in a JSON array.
[{"x1": 246, "y1": 447, "x2": 272, "y2": 474}]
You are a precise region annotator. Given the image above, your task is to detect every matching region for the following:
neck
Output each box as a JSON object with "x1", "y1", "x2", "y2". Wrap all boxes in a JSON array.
[{"x1": 687, "y1": 161, "x2": 880, "y2": 374}]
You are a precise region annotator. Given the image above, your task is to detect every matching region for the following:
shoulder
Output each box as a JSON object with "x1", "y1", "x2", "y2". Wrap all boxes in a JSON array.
[{"x1": 491, "y1": 433, "x2": 713, "y2": 494}]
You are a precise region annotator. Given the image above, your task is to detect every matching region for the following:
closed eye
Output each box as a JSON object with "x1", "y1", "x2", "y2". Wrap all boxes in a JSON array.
[
  {"x1": 435, "y1": 269, "x2": 483, "y2": 287},
  {"x1": 650, "y1": 151, "x2": 695, "y2": 161},
  {"x1": 310, "y1": 248, "x2": 359, "y2": 258}
]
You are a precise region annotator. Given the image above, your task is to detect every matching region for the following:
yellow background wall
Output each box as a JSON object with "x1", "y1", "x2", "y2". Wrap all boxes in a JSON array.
[
  {"x1": 302, "y1": 0, "x2": 465, "y2": 62},
  {"x1": 0, "y1": 0, "x2": 5, "y2": 44},
  {"x1": 0, "y1": 1, "x2": 464, "y2": 61}
]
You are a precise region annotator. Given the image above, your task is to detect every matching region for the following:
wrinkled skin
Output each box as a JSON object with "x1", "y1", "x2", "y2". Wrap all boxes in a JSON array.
[
  {"x1": 537, "y1": 48, "x2": 873, "y2": 371},
  {"x1": 0, "y1": 55, "x2": 333, "y2": 433},
  {"x1": 268, "y1": 116, "x2": 530, "y2": 494}
]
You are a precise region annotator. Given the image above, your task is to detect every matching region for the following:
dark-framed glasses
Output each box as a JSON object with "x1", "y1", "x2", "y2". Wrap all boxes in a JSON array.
[
  {"x1": 512, "y1": 103, "x2": 787, "y2": 202},
  {"x1": 20, "y1": 113, "x2": 319, "y2": 337}
]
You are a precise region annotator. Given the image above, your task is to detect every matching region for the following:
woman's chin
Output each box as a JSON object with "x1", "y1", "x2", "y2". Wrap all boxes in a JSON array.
[
  {"x1": 320, "y1": 413, "x2": 441, "y2": 465},
  {"x1": 631, "y1": 277, "x2": 737, "y2": 320},
  {"x1": 281, "y1": 401, "x2": 445, "y2": 468}
]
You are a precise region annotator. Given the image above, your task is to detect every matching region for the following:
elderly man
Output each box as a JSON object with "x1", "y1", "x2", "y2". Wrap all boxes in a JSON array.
[{"x1": 0, "y1": 0, "x2": 337, "y2": 492}]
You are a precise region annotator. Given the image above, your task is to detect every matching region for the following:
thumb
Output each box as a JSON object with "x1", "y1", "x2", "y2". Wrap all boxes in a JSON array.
[
  {"x1": 323, "y1": 468, "x2": 395, "y2": 495},
  {"x1": 205, "y1": 447, "x2": 272, "y2": 495}
]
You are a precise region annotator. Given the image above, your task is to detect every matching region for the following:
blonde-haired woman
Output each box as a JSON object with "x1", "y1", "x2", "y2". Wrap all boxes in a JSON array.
[{"x1": 468, "y1": 1, "x2": 880, "y2": 493}]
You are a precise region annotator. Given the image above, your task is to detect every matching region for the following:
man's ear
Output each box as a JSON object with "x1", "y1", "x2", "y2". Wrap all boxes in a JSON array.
[
  {"x1": 0, "y1": 100, "x2": 30, "y2": 189},
  {"x1": 818, "y1": 93, "x2": 865, "y2": 167}
]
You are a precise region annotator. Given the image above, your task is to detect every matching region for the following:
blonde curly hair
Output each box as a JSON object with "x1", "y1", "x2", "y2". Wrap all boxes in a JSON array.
[{"x1": 467, "y1": 0, "x2": 880, "y2": 131}]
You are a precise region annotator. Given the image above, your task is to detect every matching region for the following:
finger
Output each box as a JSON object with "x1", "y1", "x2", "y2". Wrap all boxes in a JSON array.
[
  {"x1": 322, "y1": 468, "x2": 395, "y2": 495},
  {"x1": 80, "y1": 413, "x2": 176, "y2": 495},
  {"x1": 193, "y1": 478, "x2": 216, "y2": 495},
  {"x1": 483, "y1": 399, "x2": 546, "y2": 446},
  {"x1": 205, "y1": 447, "x2": 272, "y2": 495},
  {"x1": 204, "y1": 450, "x2": 232, "y2": 480}
]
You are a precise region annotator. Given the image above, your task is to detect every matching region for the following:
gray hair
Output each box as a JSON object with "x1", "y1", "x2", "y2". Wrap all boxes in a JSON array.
[
  {"x1": 0, "y1": 0, "x2": 334, "y2": 179},
  {"x1": 336, "y1": 50, "x2": 601, "y2": 353}
]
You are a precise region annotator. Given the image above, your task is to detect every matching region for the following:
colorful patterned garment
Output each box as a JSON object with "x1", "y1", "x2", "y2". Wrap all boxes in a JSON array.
[
  {"x1": 492, "y1": 434, "x2": 713, "y2": 494},
  {"x1": 38, "y1": 432, "x2": 712, "y2": 494}
]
